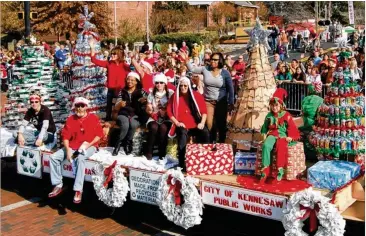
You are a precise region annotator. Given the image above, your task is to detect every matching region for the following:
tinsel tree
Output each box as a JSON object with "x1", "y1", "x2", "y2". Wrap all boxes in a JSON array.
[
  {"x1": 71, "y1": 5, "x2": 107, "y2": 118},
  {"x1": 227, "y1": 18, "x2": 277, "y2": 150},
  {"x1": 2, "y1": 45, "x2": 69, "y2": 128}
]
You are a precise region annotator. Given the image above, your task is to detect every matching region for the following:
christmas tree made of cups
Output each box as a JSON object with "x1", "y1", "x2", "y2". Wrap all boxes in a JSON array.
[
  {"x1": 71, "y1": 5, "x2": 107, "y2": 118},
  {"x1": 2, "y1": 45, "x2": 69, "y2": 128},
  {"x1": 309, "y1": 67, "x2": 365, "y2": 161}
]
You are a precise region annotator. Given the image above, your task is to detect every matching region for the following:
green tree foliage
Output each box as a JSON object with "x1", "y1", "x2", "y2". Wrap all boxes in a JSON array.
[
  {"x1": 117, "y1": 18, "x2": 145, "y2": 44},
  {"x1": 210, "y1": 2, "x2": 237, "y2": 26},
  {"x1": 1, "y1": 1, "x2": 111, "y2": 40}
]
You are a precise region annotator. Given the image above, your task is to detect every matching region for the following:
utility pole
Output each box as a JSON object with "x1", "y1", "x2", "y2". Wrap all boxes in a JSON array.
[
  {"x1": 328, "y1": 1, "x2": 332, "y2": 20},
  {"x1": 114, "y1": 1, "x2": 117, "y2": 46},
  {"x1": 146, "y1": 2, "x2": 149, "y2": 42},
  {"x1": 315, "y1": 1, "x2": 318, "y2": 35},
  {"x1": 24, "y1": 1, "x2": 31, "y2": 38}
]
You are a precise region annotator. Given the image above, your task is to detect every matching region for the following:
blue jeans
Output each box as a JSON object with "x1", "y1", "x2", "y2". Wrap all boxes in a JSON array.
[
  {"x1": 49, "y1": 146, "x2": 97, "y2": 191},
  {"x1": 271, "y1": 38, "x2": 277, "y2": 51},
  {"x1": 57, "y1": 61, "x2": 64, "y2": 70},
  {"x1": 14, "y1": 129, "x2": 54, "y2": 146}
]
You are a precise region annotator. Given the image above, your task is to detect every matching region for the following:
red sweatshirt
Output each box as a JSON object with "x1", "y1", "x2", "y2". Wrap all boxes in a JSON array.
[
  {"x1": 167, "y1": 91, "x2": 207, "y2": 129},
  {"x1": 232, "y1": 61, "x2": 246, "y2": 75},
  {"x1": 61, "y1": 113, "x2": 104, "y2": 149},
  {"x1": 91, "y1": 56, "x2": 130, "y2": 89}
]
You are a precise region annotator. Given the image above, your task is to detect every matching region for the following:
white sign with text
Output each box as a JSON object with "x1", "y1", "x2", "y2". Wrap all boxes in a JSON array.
[
  {"x1": 201, "y1": 181, "x2": 288, "y2": 221},
  {"x1": 42, "y1": 152, "x2": 96, "y2": 182},
  {"x1": 129, "y1": 168, "x2": 163, "y2": 206}
]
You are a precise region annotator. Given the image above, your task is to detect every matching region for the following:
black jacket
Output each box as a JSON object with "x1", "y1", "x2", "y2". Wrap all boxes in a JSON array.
[{"x1": 118, "y1": 88, "x2": 148, "y2": 123}]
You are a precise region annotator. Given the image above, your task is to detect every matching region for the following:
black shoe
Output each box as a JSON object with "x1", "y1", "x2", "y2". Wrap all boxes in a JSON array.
[
  {"x1": 124, "y1": 140, "x2": 133, "y2": 155},
  {"x1": 112, "y1": 143, "x2": 121, "y2": 156}
]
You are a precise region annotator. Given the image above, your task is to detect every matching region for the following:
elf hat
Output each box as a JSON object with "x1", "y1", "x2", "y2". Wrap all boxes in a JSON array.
[
  {"x1": 127, "y1": 72, "x2": 141, "y2": 81},
  {"x1": 153, "y1": 73, "x2": 167, "y2": 84},
  {"x1": 270, "y1": 88, "x2": 288, "y2": 106}
]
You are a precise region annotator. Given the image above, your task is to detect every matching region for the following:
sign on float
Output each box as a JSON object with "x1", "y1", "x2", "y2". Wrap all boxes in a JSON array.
[
  {"x1": 129, "y1": 168, "x2": 162, "y2": 206},
  {"x1": 201, "y1": 181, "x2": 287, "y2": 221}
]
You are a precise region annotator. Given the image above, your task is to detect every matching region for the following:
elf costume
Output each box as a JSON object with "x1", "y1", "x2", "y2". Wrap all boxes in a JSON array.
[{"x1": 259, "y1": 88, "x2": 300, "y2": 182}]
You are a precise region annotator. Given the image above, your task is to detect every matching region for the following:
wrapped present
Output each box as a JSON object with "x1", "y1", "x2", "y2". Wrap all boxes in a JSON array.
[
  {"x1": 186, "y1": 143, "x2": 233, "y2": 175},
  {"x1": 234, "y1": 152, "x2": 256, "y2": 175},
  {"x1": 255, "y1": 142, "x2": 306, "y2": 180},
  {"x1": 308, "y1": 160, "x2": 361, "y2": 191},
  {"x1": 354, "y1": 154, "x2": 365, "y2": 171}
]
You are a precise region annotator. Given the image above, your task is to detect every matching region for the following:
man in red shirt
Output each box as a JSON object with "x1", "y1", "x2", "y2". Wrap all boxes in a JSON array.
[{"x1": 48, "y1": 97, "x2": 103, "y2": 203}]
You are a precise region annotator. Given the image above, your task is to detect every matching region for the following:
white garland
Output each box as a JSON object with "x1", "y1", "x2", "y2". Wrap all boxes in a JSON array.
[
  {"x1": 282, "y1": 188, "x2": 346, "y2": 236},
  {"x1": 157, "y1": 168, "x2": 204, "y2": 229},
  {"x1": 92, "y1": 163, "x2": 130, "y2": 208}
]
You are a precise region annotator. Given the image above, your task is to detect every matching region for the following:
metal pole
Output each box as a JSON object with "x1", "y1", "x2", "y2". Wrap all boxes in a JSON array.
[
  {"x1": 114, "y1": 1, "x2": 117, "y2": 46},
  {"x1": 24, "y1": 1, "x2": 30, "y2": 38},
  {"x1": 146, "y1": 2, "x2": 149, "y2": 42},
  {"x1": 315, "y1": 1, "x2": 318, "y2": 35}
]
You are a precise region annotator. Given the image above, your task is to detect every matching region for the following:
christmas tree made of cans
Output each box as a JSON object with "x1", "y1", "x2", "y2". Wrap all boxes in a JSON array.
[
  {"x1": 70, "y1": 5, "x2": 107, "y2": 118},
  {"x1": 309, "y1": 67, "x2": 365, "y2": 162},
  {"x1": 2, "y1": 45, "x2": 70, "y2": 128}
]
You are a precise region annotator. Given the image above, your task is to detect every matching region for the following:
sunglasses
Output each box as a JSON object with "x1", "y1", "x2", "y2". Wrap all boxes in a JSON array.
[
  {"x1": 179, "y1": 84, "x2": 188, "y2": 88},
  {"x1": 211, "y1": 58, "x2": 219, "y2": 62},
  {"x1": 75, "y1": 103, "x2": 86, "y2": 108},
  {"x1": 155, "y1": 82, "x2": 165, "y2": 84},
  {"x1": 30, "y1": 101, "x2": 39, "y2": 104}
]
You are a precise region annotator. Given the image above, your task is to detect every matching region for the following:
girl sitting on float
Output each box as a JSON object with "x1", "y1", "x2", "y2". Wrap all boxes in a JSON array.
[{"x1": 259, "y1": 88, "x2": 300, "y2": 183}]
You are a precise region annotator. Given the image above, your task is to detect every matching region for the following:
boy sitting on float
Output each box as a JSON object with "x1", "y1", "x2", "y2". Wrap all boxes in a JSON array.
[{"x1": 259, "y1": 88, "x2": 300, "y2": 183}]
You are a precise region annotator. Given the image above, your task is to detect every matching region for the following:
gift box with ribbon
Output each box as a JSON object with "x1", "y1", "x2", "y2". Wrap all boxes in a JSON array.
[
  {"x1": 255, "y1": 141, "x2": 306, "y2": 180},
  {"x1": 185, "y1": 143, "x2": 233, "y2": 175},
  {"x1": 308, "y1": 160, "x2": 361, "y2": 191}
]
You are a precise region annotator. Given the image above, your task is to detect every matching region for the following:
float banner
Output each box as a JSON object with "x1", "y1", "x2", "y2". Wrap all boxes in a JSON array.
[
  {"x1": 17, "y1": 147, "x2": 42, "y2": 179},
  {"x1": 129, "y1": 168, "x2": 162, "y2": 206},
  {"x1": 201, "y1": 181, "x2": 287, "y2": 221},
  {"x1": 42, "y1": 152, "x2": 95, "y2": 182}
]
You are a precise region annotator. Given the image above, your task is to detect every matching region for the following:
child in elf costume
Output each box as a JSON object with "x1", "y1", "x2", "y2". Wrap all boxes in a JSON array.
[{"x1": 259, "y1": 88, "x2": 300, "y2": 183}]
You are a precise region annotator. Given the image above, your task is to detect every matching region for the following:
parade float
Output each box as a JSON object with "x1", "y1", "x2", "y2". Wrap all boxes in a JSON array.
[{"x1": 2, "y1": 12, "x2": 364, "y2": 234}]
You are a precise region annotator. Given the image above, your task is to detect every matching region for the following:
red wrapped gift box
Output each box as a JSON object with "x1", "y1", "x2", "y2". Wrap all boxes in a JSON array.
[
  {"x1": 255, "y1": 142, "x2": 306, "y2": 180},
  {"x1": 185, "y1": 143, "x2": 234, "y2": 175}
]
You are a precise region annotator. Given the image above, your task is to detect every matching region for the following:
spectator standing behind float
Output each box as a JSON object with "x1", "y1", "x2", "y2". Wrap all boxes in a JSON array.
[
  {"x1": 279, "y1": 30, "x2": 289, "y2": 58},
  {"x1": 232, "y1": 55, "x2": 246, "y2": 76},
  {"x1": 313, "y1": 51, "x2": 322, "y2": 66},
  {"x1": 15, "y1": 91, "x2": 56, "y2": 147},
  {"x1": 48, "y1": 97, "x2": 103, "y2": 204},
  {"x1": 270, "y1": 24, "x2": 279, "y2": 53},
  {"x1": 140, "y1": 41, "x2": 149, "y2": 53},
  {"x1": 89, "y1": 39, "x2": 130, "y2": 121},
  {"x1": 167, "y1": 77, "x2": 210, "y2": 169},
  {"x1": 54, "y1": 45, "x2": 66, "y2": 69},
  {"x1": 144, "y1": 73, "x2": 174, "y2": 160},
  {"x1": 112, "y1": 72, "x2": 147, "y2": 156},
  {"x1": 271, "y1": 53, "x2": 281, "y2": 71},
  {"x1": 184, "y1": 52, "x2": 234, "y2": 143}
]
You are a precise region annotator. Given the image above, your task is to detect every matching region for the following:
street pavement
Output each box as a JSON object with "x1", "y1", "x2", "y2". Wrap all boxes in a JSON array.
[{"x1": 1, "y1": 162, "x2": 364, "y2": 236}]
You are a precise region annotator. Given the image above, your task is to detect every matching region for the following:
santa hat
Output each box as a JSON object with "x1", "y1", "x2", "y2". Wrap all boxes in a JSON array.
[
  {"x1": 153, "y1": 73, "x2": 167, "y2": 84},
  {"x1": 168, "y1": 77, "x2": 201, "y2": 138},
  {"x1": 270, "y1": 88, "x2": 288, "y2": 106},
  {"x1": 140, "y1": 60, "x2": 153, "y2": 73},
  {"x1": 127, "y1": 71, "x2": 140, "y2": 81},
  {"x1": 72, "y1": 97, "x2": 90, "y2": 109}
]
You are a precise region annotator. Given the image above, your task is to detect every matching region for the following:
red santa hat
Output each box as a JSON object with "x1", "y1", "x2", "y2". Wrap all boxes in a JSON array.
[{"x1": 270, "y1": 88, "x2": 288, "y2": 106}]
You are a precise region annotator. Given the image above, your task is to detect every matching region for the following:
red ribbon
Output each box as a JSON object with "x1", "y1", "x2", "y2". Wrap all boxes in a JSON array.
[
  {"x1": 103, "y1": 160, "x2": 117, "y2": 187},
  {"x1": 298, "y1": 203, "x2": 320, "y2": 232},
  {"x1": 167, "y1": 175, "x2": 182, "y2": 205}
]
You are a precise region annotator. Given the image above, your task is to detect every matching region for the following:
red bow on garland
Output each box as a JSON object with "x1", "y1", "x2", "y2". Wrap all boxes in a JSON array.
[
  {"x1": 166, "y1": 175, "x2": 182, "y2": 205},
  {"x1": 103, "y1": 160, "x2": 117, "y2": 187},
  {"x1": 298, "y1": 203, "x2": 320, "y2": 232}
]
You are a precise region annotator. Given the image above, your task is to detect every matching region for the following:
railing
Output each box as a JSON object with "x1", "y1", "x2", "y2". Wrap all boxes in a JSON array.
[{"x1": 278, "y1": 81, "x2": 329, "y2": 114}]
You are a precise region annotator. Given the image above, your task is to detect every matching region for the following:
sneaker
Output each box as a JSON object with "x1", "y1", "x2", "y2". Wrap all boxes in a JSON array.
[
  {"x1": 73, "y1": 191, "x2": 82, "y2": 204},
  {"x1": 48, "y1": 186, "x2": 64, "y2": 198}
]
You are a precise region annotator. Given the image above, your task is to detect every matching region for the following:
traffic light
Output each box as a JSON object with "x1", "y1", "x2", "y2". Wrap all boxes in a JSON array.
[
  {"x1": 30, "y1": 12, "x2": 37, "y2": 19},
  {"x1": 18, "y1": 12, "x2": 24, "y2": 20}
]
